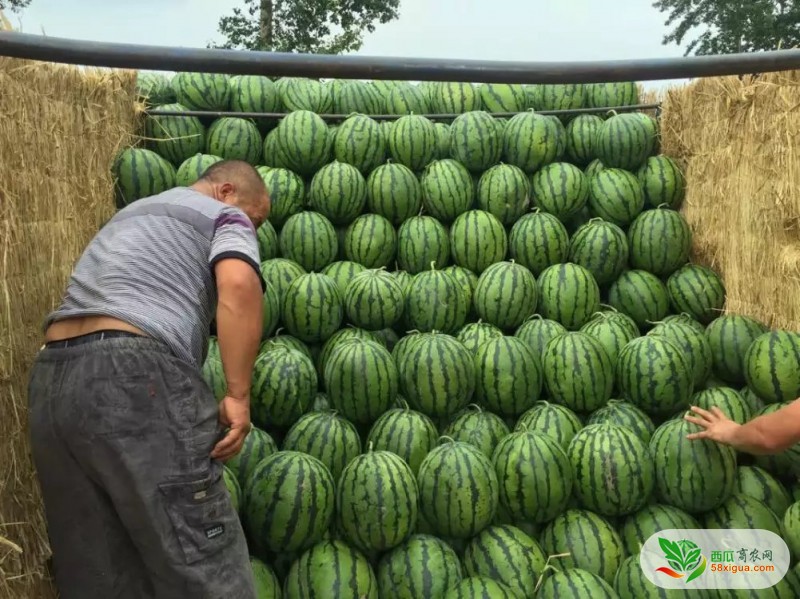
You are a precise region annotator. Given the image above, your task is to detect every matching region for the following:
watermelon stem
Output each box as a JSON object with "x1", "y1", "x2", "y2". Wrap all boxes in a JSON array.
[
  {"x1": 438, "y1": 435, "x2": 456, "y2": 445},
  {"x1": 533, "y1": 553, "x2": 572, "y2": 593},
  {"x1": 467, "y1": 403, "x2": 482, "y2": 412}
]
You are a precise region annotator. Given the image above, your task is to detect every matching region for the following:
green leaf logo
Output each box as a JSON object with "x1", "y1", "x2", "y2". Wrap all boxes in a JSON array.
[{"x1": 655, "y1": 537, "x2": 706, "y2": 583}]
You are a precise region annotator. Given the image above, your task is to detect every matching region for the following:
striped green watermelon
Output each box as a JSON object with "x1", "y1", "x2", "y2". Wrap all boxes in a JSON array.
[
  {"x1": 566, "y1": 114, "x2": 603, "y2": 166},
  {"x1": 493, "y1": 431, "x2": 572, "y2": 523},
  {"x1": 334, "y1": 80, "x2": 383, "y2": 114},
  {"x1": 259, "y1": 333, "x2": 311, "y2": 359},
  {"x1": 666, "y1": 264, "x2": 725, "y2": 325},
  {"x1": 404, "y1": 267, "x2": 468, "y2": 334},
  {"x1": 112, "y1": 147, "x2": 177, "y2": 207},
  {"x1": 260, "y1": 258, "x2": 306, "y2": 310},
  {"x1": 543, "y1": 332, "x2": 614, "y2": 412},
  {"x1": 343, "y1": 269, "x2": 404, "y2": 330},
  {"x1": 316, "y1": 327, "x2": 381, "y2": 379},
  {"x1": 250, "y1": 556, "x2": 281, "y2": 599},
  {"x1": 537, "y1": 83, "x2": 586, "y2": 112},
  {"x1": 255, "y1": 219, "x2": 278, "y2": 261},
  {"x1": 374, "y1": 327, "x2": 400, "y2": 352},
  {"x1": 539, "y1": 509, "x2": 625, "y2": 583},
  {"x1": 417, "y1": 440, "x2": 499, "y2": 538},
  {"x1": 430, "y1": 82, "x2": 482, "y2": 114},
  {"x1": 145, "y1": 105, "x2": 206, "y2": 166},
  {"x1": 343, "y1": 213, "x2": 397, "y2": 269},
  {"x1": 579, "y1": 311, "x2": 638, "y2": 367},
  {"x1": 706, "y1": 314, "x2": 768, "y2": 384},
  {"x1": 278, "y1": 211, "x2": 338, "y2": 272},
  {"x1": 650, "y1": 418, "x2": 737, "y2": 513},
  {"x1": 274, "y1": 110, "x2": 331, "y2": 177},
  {"x1": 282, "y1": 410, "x2": 362, "y2": 482},
  {"x1": 703, "y1": 493, "x2": 782, "y2": 536},
  {"x1": 243, "y1": 451, "x2": 334, "y2": 554},
  {"x1": 514, "y1": 316, "x2": 568, "y2": 359},
  {"x1": 388, "y1": 114, "x2": 438, "y2": 171},
  {"x1": 398, "y1": 332, "x2": 475, "y2": 419},
  {"x1": 474, "y1": 336, "x2": 543, "y2": 417},
  {"x1": 442, "y1": 404, "x2": 510, "y2": 458},
  {"x1": 251, "y1": 346, "x2": 317, "y2": 428},
  {"x1": 175, "y1": 153, "x2": 222, "y2": 187},
  {"x1": 784, "y1": 502, "x2": 800, "y2": 560},
  {"x1": 586, "y1": 82, "x2": 639, "y2": 108},
  {"x1": 366, "y1": 406, "x2": 439, "y2": 475},
  {"x1": 396, "y1": 215, "x2": 451, "y2": 274},
  {"x1": 449, "y1": 111, "x2": 501, "y2": 172},
  {"x1": 515, "y1": 401, "x2": 583, "y2": 450},
  {"x1": 462, "y1": 525, "x2": 547, "y2": 598},
  {"x1": 531, "y1": 162, "x2": 589, "y2": 221},
  {"x1": 281, "y1": 272, "x2": 343, "y2": 343},
  {"x1": 628, "y1": 207, "x2": 692, "y2": 276},
  {"x1": 607, "y1": 269, "x2": 670, "y2": 330},
  {"x1": 456, "y1": 322, "x2": 504, "y2": 354},
  {"x1": 473, "y1": 261, "x2": 538, "y2": 331},
  {"x1": 421, "y1": 159, "x2": 474, "y2": 223},
  {"x1": 206, "y1": 117, "x2": 262, "y2": 165},
  {"x1": 751, "y1": 403, "x2": 800, "y2": 477},
  {"x1": 172, "y1": 71, "x2": 230, "y2": 111},
  {"x1": 585, "y1": 158, "x2": 606, "y2": 178},
  {"x1": 614, "y1": 554, "x2": 713, "y2": 599},
  {"x1": 262, "y1": 128, "x2": 292, "y2": 169},
  {"x1": 201, "y1": 337, "x2": 225, "y2": 400},
  {"x1": 443, "y1": 266, "x2": 478, "y2": 314},
  {"x1": 377, "y1": 534, "x2": 463, "y2": 599},
  {"x1": 595, "y1": 112, "x2": 657, "y2": 171},
  {"x1": 324, "y1": 338, "x2": 398, "y2": 425},
  {"x1": 616, "y1": 336, "x2": 694, "y2": 417},
  {"x1": 739, "y1": 384, "x2": 766, "y2": 415},
  {"x1": 443, "y1": 577, "x2": 516, "y2": 598},
  {"x1": 745, "y1": 330, "x2": 800, "y2": 403},
  {"x1": 539, "y1": 569, "x2": 618, "y2": 599},
  {"x1": 662, "y1": 312, "x2": 705, "y2": 333},
  {"x1": 475, "y1": 164, "x2": 531, "y2": 226},
  {"x1": 449, "y1": 210, "x2": 507, "y2": 274},
  {"x1": 308, "y1": 160, "x2": 367, "y2": 225},
  {"x1": 283, "y1": 540, "x2": 378, "y2": 598},
  {"x1": 336, "y1": 450, "x2": 418, "y2": 553},
  {"x1": 478, "y1": 83, "x2": 526, "y2": 112},
  {"x1": 260, "y1": 280, "x2": 280, "y2": 338},
  {"x1": 135, "y1": 72, "x2": 175, "y2": 105},
  {"x1": 567, "y1": 423, "x2": 655, "y2": 516},
  {"x1": 638, "y1": 154, "x2": 685, "y2": 209},
  {"x1": 568, "y1": 219, "x2": 629, "y2": 286},
  {"x1": 735, "y1": 465, "x2": 792, "y2": 518},
  {"x1": 691, "y1": 386, "x2": 752, "y2": 426},
  {"x1": 321, "y1": 260, "x2": 366, "y2": 296},
  {"x1": 588, "y1": 167, "x2": 645, "y2": 227},
  {"x1": 434, "y1": 122, "x2": 452, "y2": 159},
  {"x1": 537, "y1": 263, "x2": 601, "y2": 330},
  {"x1": 282, "y1": 77, "x2": 331, "y2": 113},
  {"x1": 385, "y1": 82, "x2": 429, "y2": 115},
  {"x1": 258, "y1": 166, "x2": 305, "y2": 228},
  {"x1": 230, "y1": 74, "x2": 279, "y2": 114},
  {"x1": 587, "y1": 400, "x2": 656, "y2": 444},
  {"x1": 366, "y1": 162, "x2": 422, "y2": 225},
  {"x1": 508, "y1": 211, "x2": 570, "y2": 276},
  {"x1": 502, "y1": 112, "x2": 563, "y2": 173},
  {"x1": 619, "y1": 503, "x2": 701, "y2": 556},
  {"x1": 648, "y1": 320, "x2": 713, "y2": 386}
]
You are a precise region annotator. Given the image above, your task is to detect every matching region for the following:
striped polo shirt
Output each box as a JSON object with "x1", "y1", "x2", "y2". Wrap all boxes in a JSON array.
[{"x1": 45, "y1": 187, "x2": 265, "y2": 367}]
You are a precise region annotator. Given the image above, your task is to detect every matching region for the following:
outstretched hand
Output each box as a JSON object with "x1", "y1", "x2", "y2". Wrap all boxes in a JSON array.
[
  {"x1": 211, "y1": 395, "x2": 252, "y2": 461},
  {"x1": 684, "y1": 405, "x2": 742, "y2": 446}
]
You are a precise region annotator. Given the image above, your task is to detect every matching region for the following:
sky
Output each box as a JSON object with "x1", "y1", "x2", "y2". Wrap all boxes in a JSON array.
[{"x1": 9, "y1": 0, "x2": 691, "y2": 91}]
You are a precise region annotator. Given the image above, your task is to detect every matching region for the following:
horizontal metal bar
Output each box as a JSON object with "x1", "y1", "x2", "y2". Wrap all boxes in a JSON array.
[
  {"x1": 0, "y1": 31, "x2": 799, "y2": 84},
  {"x1": 144, "y1": 103, "x2": 662, "y2": 121}
]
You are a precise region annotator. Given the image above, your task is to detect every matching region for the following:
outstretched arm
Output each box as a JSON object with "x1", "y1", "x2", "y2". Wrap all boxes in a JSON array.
[{"x1": 685, "y1": 397, "x2": 800, "y2": 455}]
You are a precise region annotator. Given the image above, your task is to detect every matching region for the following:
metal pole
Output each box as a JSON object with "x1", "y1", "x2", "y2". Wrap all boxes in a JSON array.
[{"x1": 0, "y1": 31, "x2": 799, "y2": 84}]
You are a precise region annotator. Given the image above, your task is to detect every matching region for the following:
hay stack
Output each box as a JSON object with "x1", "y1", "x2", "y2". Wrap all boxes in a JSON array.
[
  {"x1": 0, "y1": 57, "x2": 138, "y2": 598},
  {"x1": 660, "y1": 71, "x2": 800, "y2": 331}
]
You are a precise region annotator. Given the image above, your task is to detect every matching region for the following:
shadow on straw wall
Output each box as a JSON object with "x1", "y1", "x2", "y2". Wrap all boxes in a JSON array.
[
  {"x1": 658, "y1": 70, "x2": 800, "y2": 331},
  {"x1": 0, "y1": 56, "x2": 139, "y2": 598}
]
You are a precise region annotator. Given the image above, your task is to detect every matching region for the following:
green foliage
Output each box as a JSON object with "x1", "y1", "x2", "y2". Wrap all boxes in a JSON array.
[
  {"x1": 653, "y1": 0, "x2": 800, "y2": 55},
  {"x1": 0, "y1": 0, "x2": 32, "y2": 10},
  {"x1": 210, "y1": 0, "x2": 400, "y2": 54}
]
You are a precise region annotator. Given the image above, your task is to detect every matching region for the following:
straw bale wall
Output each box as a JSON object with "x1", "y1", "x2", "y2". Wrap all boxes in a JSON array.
[
  {"x1": 659, "y1": 70, "x2": 800, "y2": 331},
  {"x1": 0, "y1": 57, "x2": 138, "y2": 598}
]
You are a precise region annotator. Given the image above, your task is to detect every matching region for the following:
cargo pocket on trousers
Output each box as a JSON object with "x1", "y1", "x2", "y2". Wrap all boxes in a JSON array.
[{"x1": 158, "y1": 469, "x2": 239, "y2": 565}]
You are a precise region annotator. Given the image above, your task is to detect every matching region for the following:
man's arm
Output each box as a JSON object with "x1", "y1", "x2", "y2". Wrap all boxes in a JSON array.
[{"x1": 685, "y1": 397, "x2": 800, "y2": 454}]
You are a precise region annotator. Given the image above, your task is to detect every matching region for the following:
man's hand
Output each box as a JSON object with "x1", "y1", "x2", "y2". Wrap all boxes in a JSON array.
[
  {"x1": 211, "y1": 395, "x2": 252, "y2": 461},
  {"x1": 684, "y1": 405, "x2": 742, "y2": 446}
]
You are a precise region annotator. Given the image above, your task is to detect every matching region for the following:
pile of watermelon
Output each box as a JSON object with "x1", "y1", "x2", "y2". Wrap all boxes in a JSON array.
[{"x1": 116, "y1": 71, "x2": 800, "y2": 598}]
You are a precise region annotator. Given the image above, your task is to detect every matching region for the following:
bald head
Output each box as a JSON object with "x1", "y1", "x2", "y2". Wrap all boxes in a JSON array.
[{"x1": 191, "y1": 160, "x2": 270, "y2": 228}]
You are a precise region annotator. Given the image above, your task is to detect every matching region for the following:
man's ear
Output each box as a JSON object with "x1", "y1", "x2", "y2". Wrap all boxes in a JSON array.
[{"x1": 218, "y1": 182, "x2": 236, "y2": 200}]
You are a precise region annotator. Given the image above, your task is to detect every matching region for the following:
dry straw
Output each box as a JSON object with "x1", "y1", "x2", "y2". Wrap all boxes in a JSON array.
[
  {"x1": 0, "y1": 53, "x2": 139, "y2": 597},
  {"x1": 659, "y1": 70, "x2": 800, "y2": 331}
]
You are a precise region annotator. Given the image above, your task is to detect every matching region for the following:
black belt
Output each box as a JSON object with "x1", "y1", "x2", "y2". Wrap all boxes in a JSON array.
[{"x1": 45, "y1": 330, "x2": 144, "y2": 349}]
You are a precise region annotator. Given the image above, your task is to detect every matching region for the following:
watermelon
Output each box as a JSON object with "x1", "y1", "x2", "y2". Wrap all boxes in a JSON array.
[
  {"x1": 260, "y1": 258, "x2": 306, "y2": 310},
  {"x1": 531, "y1": 162, "x2": 589, "y2": 221},
  {"x1": 135, "y1": 71, "x2": 175, "y2": 105},
  {"x1": 539, "y1": 509, "x2": 625, "y2": 583},
  {"x1": 308, "y1": 160, "x2": 367, "y2": 225},
  {"x1": 449, "y1": 111, "x2": 501, "y2": 172},
  {"x1": 649, "y1": 418, "x2": 737, "y2": 513},
  {"x1": 283, "y1": 540, "x2": 378, "y2": 598},
  {"x1": 343, "y1": 269, "x2": 404, "y2": 330},
  {"x1": 396, "y1": 215, "x2": 451, "y2": 274},
  {"x1": 607, "y1": 269, "x2": 670, "y2": 331},
  {"x1": 175, "y1": 153, "x2": 222, "y2": 187},
  {"x1": 421, "y1": 159, "x2": 474, "y2": 223},
  {"x1": 321, "y1": 260, "x2": 366, "y2": 296},
  {"x1": 666, "y1": 263, "x2": 726, "y2": 325},
  {"x1": 243, "y1": 451, "x2": 335, "y2": 554},
  {"x1": 567, "y1": 422, "x2": 655, "y2": 517},
  {"x1": 112, "y1": 147, "x2": 177, "y2": 207},
  {"x1": 336, "y1": 449, "x2": 418, "y2": 553},
  {"x1": 473, "y1": 336, "x2": 543, "y2": 417},
  {"x1": 586, "y1": 82, "x2": 639, "y2": 108},
  {"x1": 251, "y1": 346, "x2": 317, "y2": 428},
  {"x1": 258, "y1": 167, "x2": 306, "y2": 228},
  {"x1": 618, "y1": 503, "x2": 701, "y2": 556},
  {"x1": 366, "y1": 406, "x2": 439, "y2": 475},
  {"x1": 739, "y1": 384, "x2": 766, "y2": 414},
  {"x1": 588, "y1": 168, "x2": 645, "y2": 227},
  {"x1": 332, "y1": 114, "x2": 385, "y2": 173},
  {"x1": 385, "y1": 83, "x2": 430, "y2": 115},
  {"x1": 616, "y1": 336, "x2": 694, "y2": 417},
  {"x1": 579, "y1": 311, "x2": 639, "y2": 367},
  {"x1": 222, "y1": 464, "x2": 241, "y2": 514},
  {"x1": 614, "y1": 554, "x2": 712, "y2": 599},
  {"x1": 278, "y1": 211, "x2": 338, "y2": 272},
  {"x1": 478, "y1": 83, "x2": 526, "y2": 113},
  {"x1": 416, "y1": 440, "x2": 499, "y2": 539},
  {"x1": 230, "y1": 74, "x2": 279, "y2": 116},
  {"x1": 281, "y1": 272, "x2": 343, "y2": 343},
  {"x1": 502, "y1": 112, "x2": 563, "y2": 173},
  {"x1": 274, "y1": 110, "x2": 331, "y2": 176},
  {"x1": 568, "y1": 219, "x2": 629, "y2": 286},
  {"x1": 735, "y1": 465, "x2": 792, "y2": 518},
  {"x1": 566, "y1": 114, "x2": 603, "y2": 166},
  {"x1": 587, "y1": 399, "x2": 656, "y2": 444},
  {"x1": 456, "y1": 322, "x2": 504, "y2": 354},
  {"x1": 475, "y1": 163, "x2": 531, "y2": 226},
  {"x1": 250, "y1": 557, "x2": 281, "y2": 599},
  {"x1": 279, "y1": 77, "x2": 329, "y2": 113},
  {"x1": 744, "y1": 330, "x2": 800, "y2": 403},
  {"x1": 691, "y1": 386, "x2": 752, "y2": 425},
  {"x1": 638, "y1": 154, "x2": 686, "y2": 209},
  {"x1": 449, "y1": 210, "x2": 508, "y2": 274},
  {"x1": 316, "y1": 327, "x2": 381, "y2": 378},
  {"x1": 595, "y1": 112, "x2": 657, "y2": 171},
  {"x1": 442, "y1": 405, "x2": 510, "y2": 459},
  {"x1": 585, "y1": 158, "x2": 606, "y2": 178},
  {"x1": 516, "y1": 401, "x2": 583, "y2": 450},
  {"x1": 366, "y1": 162, "x2": 422, "y2": 225},
  {"x1": 648, "y1": 320, "x2": 713, "y2": 386},
  {"x1": 281, "y1": 410, "x2": 362, "y2": 483},
  {"x1": 206, "y1": 117, "x2": 262, "y2": 165},
  {"x1": 377, "y1": 535, "x2": 463, "y2": 599},
  {"x1": 539, "y1": 569, "x2": 617, "y2": 598},
  {"x1": 404, "y1": 268, "x2": 468, "y2": 334},
  {"x1": 514, "y1": 316, "x2": 567, "y2": 359},
  {"x1": 171, "y1": 71, "x2": 230, "y2": 111},
  {"x1": 343, "y1": 213, "x2": 397, "y2": 269},
  {"x1": 256, "y1": 220, "x2": 279, "y2": 261},
  {"x1": 472, "y1": 261, "x2": 539, "y2": 331},
  {"x1": 443, "y1": 577, "x2": 517, "y2": 598},
  {"x1": 430, "y1": 82, "x2": 482, "y2": 114},
  {"x1": 334, "y1": 80, "x2": 383, "y2": 114},
  {"x1": 784, "y1": 502, "x2": 800, "y2": 559},
  {"x1": 628, "y1": 207, "x2": 692, "y2": 277},
  {"x1": 201, "y1": 337, "x2": 225, "y2": 401},
  {"x1": 705, "y1": 314, "x2": 769, "y2": 384},
  {"x1": 703, "y1": 493, "x2": 782, "y2": 536},
  {"x1": 443, "y1": 266, "x2": 478, "y2": 313},
  {"x1": 434, "y1": 122, "x2": 452, "y2": 158},
  {"x1": 324, "y1": 338, "x2": 398, "y2": 425},
  {"x1": 537, "y1": 263, "x2": 601, "y2": 330},
  {"x1": 508, "y1": 211, "x2": 570, "y2": 276},
  {"x1": 388, "y1": 114, "x2": 438, "y2": 171},
  {"x1": 259, "y1": 333, "x2": 312, "y2": 360},
  {"x1": 145, "y1": 105, "x2": 206, "y2": 166}
]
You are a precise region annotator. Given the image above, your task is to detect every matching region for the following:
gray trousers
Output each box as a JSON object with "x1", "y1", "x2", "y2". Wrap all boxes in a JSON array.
[{"x1": 28, "y1": 332, "x2": 257, "y2": 599}]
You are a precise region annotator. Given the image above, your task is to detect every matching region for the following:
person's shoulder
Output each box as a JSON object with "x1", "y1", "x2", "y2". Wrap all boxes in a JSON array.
[{"x1": 213, "y1": 204, "x2": 257, "y2": 236}]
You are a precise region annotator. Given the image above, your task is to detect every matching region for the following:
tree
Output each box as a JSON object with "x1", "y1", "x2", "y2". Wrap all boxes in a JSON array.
[
  {"x1": 211, "y1": 0, "x2": 400, "y2": 54},
  {"x1": 0, "y1": 0, "x2": 32, "y2": 11},
  {"x1": 653, "y1": 0, "x2": 800, "y2": 55}
]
